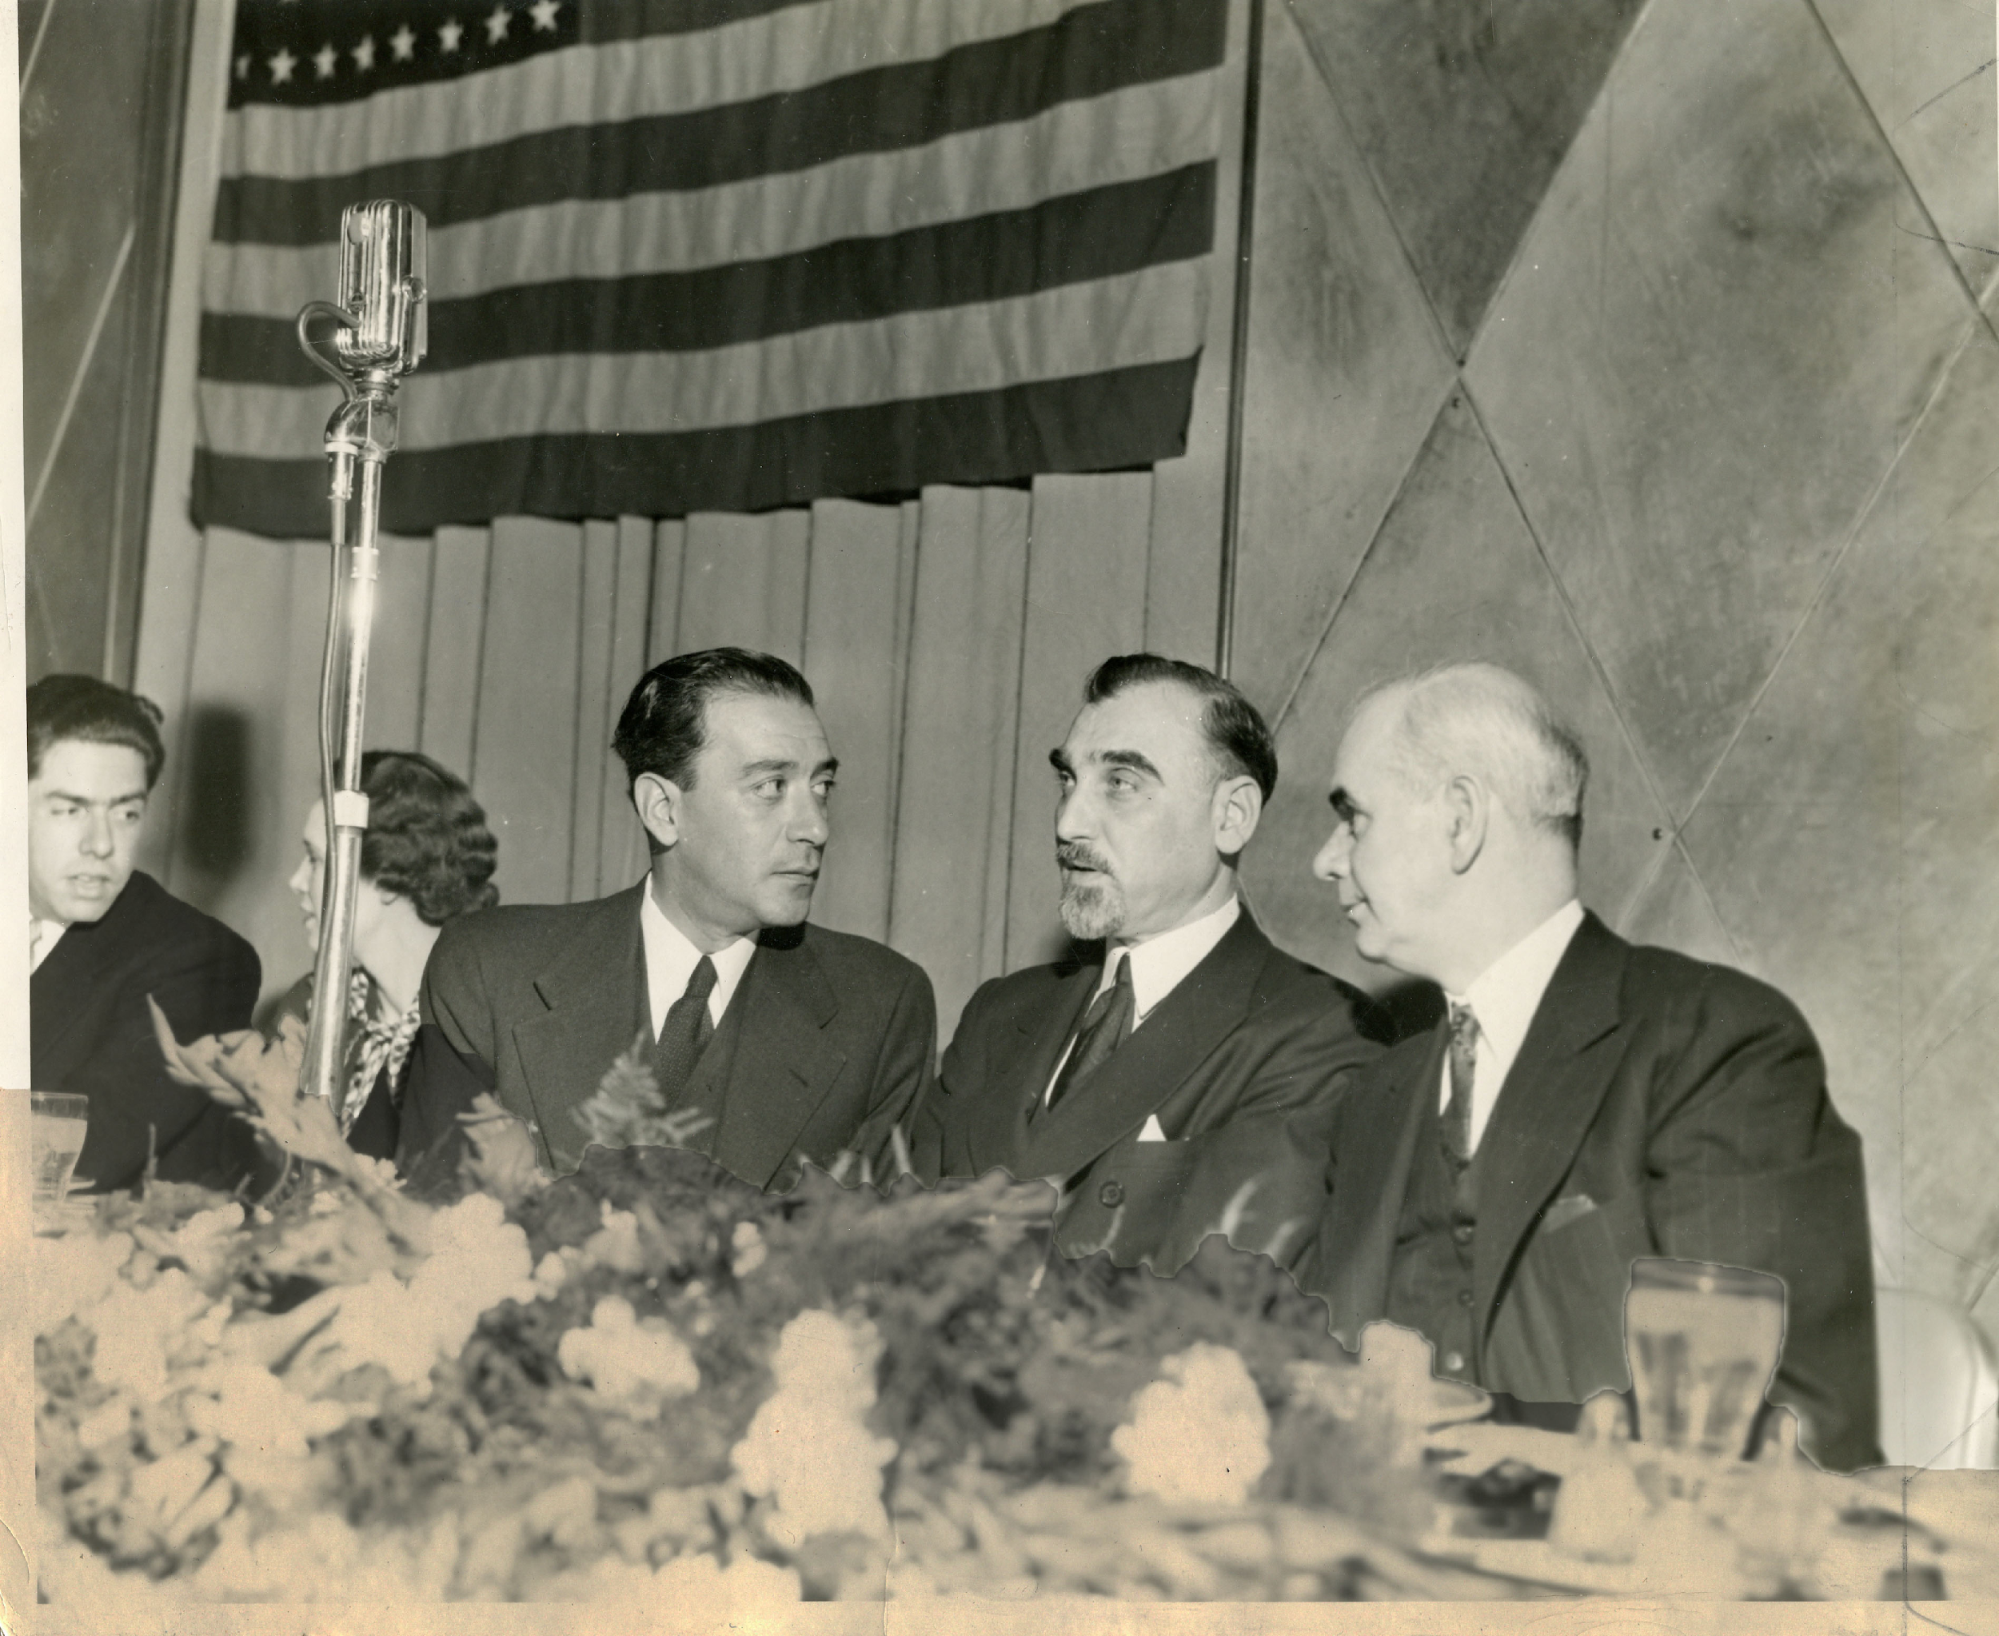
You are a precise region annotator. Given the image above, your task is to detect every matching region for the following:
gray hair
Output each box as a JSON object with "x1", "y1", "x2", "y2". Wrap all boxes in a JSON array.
[{"x1": 1362, "y1": 663, "x2": 1589, "y2": 847}]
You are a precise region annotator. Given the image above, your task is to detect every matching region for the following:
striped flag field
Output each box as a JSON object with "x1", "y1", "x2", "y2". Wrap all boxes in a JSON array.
[{"x1": 195, "y1": 0, "x2": 1227, "y2": 537}]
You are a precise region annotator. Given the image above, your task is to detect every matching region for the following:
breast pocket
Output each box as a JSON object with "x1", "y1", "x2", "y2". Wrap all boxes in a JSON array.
[{"x1": 1485, "y1": 1190, "x2": 1650, "y2": 1403}]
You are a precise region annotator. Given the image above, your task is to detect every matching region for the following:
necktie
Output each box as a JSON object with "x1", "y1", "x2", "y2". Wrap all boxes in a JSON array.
[
  {"x1": 1444, "y1": 1001, "x2": 1480, "y2": 1163},
  {"x1": 1046, "y1": 952, "x2": 1136, "y2": 1112},
  {"x1": 652, "y1": 956, "x2": 718, "y2": 1100}
]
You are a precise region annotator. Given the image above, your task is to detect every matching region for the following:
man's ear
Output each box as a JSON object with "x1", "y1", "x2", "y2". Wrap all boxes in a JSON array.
[
  {"x1": 1444, "y1": 774, "x2": 1487, "y2": 873},
  {"x1": 632, "y1": 772, "x2": 683, "y2": 852},
  {"x1": 1213, "y1": 774, "x2": 1263, "y2": 858}
]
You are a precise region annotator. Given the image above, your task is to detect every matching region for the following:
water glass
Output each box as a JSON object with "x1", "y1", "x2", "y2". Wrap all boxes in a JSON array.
[{"x1": 30, "y1": 1091, "x2": 91, "y2": 1205}]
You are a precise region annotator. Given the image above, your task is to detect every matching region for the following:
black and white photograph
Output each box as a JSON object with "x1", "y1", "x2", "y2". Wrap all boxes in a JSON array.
[{"x1": 7, "y1": 0, "x2": 1999, "y2": 1623}]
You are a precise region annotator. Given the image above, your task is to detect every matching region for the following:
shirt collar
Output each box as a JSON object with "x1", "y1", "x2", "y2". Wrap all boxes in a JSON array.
[
  {"x1": 1102, "y1": 894, "x2": 1241, "y2": 1023},
  {"x1": 28, "y1": 916, "x2": 67, "y2": 974},
  {"x1": 639, "y1": 883, "x2": 758, "y2": 1035},
  {"x1": 1448, "y1": 898, "x2": 1585, "y2": 1067}
]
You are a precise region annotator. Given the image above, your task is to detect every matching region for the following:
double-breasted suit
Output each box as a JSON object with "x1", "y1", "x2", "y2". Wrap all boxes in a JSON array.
[
  {"x1": 392, "y1": 882, "x2": 936, "y2": 1192},
  {"x1": 1298, "y1": 912, "x2": 1880, "y2": 1472},
  {"x1": 913, "y1": 910, "x2": 1383, "y2": 1274}
]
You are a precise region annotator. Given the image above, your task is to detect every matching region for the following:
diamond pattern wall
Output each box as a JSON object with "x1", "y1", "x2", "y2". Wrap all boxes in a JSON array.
[
  {"x1": 1285, "y1": 0, "x2": 1647, "y2": 356},
  {"x1": 1243, "y1": 394, "x2": 1674, "y2": 989},
  {"x1": 1227, "y1": 1, "x2": 1455, "y2": 718},
  {"x1": 1237, "y1": 0, "x2": 1999, "y2": 1318}
]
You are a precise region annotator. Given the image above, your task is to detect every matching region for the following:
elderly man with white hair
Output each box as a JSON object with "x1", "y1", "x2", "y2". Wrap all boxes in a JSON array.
[{"x1": 1298, "y1": 662, "x2": 1880, "y2": 1472}]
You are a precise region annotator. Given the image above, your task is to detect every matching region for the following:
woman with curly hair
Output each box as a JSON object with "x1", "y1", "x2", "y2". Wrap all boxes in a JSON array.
[{"x1": 278, "y1": 750, "x2": 498, "y2": 1154}]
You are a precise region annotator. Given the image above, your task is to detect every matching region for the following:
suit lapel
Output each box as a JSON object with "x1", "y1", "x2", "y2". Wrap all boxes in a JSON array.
[
  {"x1": 30, "y1": 871, "x2": 151, "y2": 1076},
  {"x1": 511, "y1": 885, "x2": 650, "y2": 1160},
  {"x1": 1319, "y1": 1032, "x2": 1438, "y2": 1339},
  {"x1": 1472, "y1": 913, "x2": 1626, "y2": 1328},
  {"x1": 700, "y1": 929, "x2": 844, "y2": 1188},
  {"x1": 970, "y1": 963, "x2": 1096, "y2": 1177},
  {"x1": 1017, "y1": 913, "x2": 1271, "y2": 1177}
]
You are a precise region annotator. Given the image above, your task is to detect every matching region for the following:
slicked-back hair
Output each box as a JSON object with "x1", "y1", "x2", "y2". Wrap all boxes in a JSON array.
[
  {"x1": 27, "y1": 674, "x2": 167, "y2": 790},
  {"x1": 612, "y1": 647, "x2": 816, "y2": 794},
  {"x1": 357, "y1": 750, "x2": 500, "y2": 926},
  {"x1": 1083, "y1": 653, "x2": 1278, "y2": 803},
  {"x1": 1363, "y1": 662, "x2": 1589, "y2": 848}
]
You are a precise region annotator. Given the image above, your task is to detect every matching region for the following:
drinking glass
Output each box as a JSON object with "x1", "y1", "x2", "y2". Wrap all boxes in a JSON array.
[
  {"x1": 1625, "y1": 1256, "x2": 1785, "y2": 1461},
  {"x1": 30, "y1": 1091, "x2": 91, "y2": 1206}
]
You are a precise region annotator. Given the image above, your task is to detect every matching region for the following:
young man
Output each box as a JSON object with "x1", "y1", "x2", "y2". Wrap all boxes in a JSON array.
[
  {"x1": 27, "y1": 675, "x2": 263, "y2": 1193},
  {"x1": 1301, "y1": 662, "x2": 1880, "y2": 1471},
  {"x1": 912, "y1": 654, "x2": 1384, "y2": 1275},
  {"x1": 394, "y1": 648, "x2": 936, "y2": 1191}
]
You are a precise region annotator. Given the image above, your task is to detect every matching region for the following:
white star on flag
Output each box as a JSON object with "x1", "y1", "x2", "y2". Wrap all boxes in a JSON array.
[
  {"x1": 313, "y1": 43, "x2": 337, "y2": 78},
  {"x1": 438, "y1": 18, "x2": 463, "y2": 52},
  {"x1": 268, "y1": 48, "x2": 297, "y2": 84},
  {"x1": 529, "y1": 0, "x2": 560, "y2": 30},
  {"x1": 352, "y1": 35, "x2": 376, "y2": 71},
  {"x1": 485, "y1": 6, "x2": 511, "y2": 44},
  {"x1": 389, "y1": 25, "x2": 415, "y2": 61}
]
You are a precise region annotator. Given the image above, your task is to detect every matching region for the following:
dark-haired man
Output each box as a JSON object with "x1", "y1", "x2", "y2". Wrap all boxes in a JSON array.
[
  {"x1": 396, "y1": 648, "x2": 937, "y2": 1192},
  {"x1": 911, "y1": 655, "x2": 1385, "y2": 1275},
  {"x1": 27, "y1": 674, "x2": 264, "y2": 1194},
  {"x1": 1299, "y1": 662, "x2": 1879, "y2": 1471}
]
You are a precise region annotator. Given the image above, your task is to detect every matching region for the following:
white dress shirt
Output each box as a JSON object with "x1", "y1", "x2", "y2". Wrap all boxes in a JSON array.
[
  {"x1": 1439, "y1": 898, "x2": 1585, "y2": 1155},
  {"x1": 29, "y1": 917, "x2": 66, "y2": 974},
  {"x1": 639, "y1": 886, "x2": 758, "y2": 1039},
  {"x1": 1044, "y1": 894, "x2": 1243, "y2": 1135}
]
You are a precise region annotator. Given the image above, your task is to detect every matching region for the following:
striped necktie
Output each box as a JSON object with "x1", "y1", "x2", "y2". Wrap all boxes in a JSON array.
[
  {"x1": 1046, "y1": 952, "x2": 1136, "y2": 1112},
  {"x1": 1443, "y1": 1001, "x2": 1480, "y2": 1163}
]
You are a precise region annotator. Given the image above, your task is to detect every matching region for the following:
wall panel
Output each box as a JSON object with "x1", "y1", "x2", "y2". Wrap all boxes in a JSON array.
[
  {"x1": 890, "y1": 486, "x2": 1032, "y2": 1033},
  {"x1": 169, "y1": 532, "x2": 298, "y2": 1002},
  {"x1": 418, "y1": 527, "x2": 491, "y2": 781},
  {"x1": 470, "y1": 519, "x2": 585, "y2": 909},
  {"x1": 679, "y1": 511, "x2": 810, "y2": 663},
  {"x1": 802, "y1": 499, "x2": 907, "y2": 944},
  {"x1": 1005, "y1": 473, "x2": 1153, "y2": 971}
]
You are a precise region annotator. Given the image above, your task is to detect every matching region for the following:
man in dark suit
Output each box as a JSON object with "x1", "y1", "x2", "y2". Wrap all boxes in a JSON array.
[
  {"x1": 1298, "y1": 662, "x2": 1880, "y2": 1471},
  {"x1": 27, "y1": 675, "x2": 264, "y2": 1194},
  {"x1": 912, "y1": 655, "x2": 1384, "y2": 1275},
  {"x1": 395, "y1": 648, "x2": 936, "y2": 1192}
]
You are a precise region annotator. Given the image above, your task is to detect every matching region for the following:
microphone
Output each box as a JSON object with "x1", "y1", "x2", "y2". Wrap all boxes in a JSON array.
[{"x1": 333, "y1": 200, "x2": 428, "y2": 376}]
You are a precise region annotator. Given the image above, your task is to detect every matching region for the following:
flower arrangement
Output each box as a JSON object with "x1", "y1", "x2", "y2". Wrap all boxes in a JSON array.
[{"x1": 32, "y1": 1011, "x2": 1520, "y2": 1606}]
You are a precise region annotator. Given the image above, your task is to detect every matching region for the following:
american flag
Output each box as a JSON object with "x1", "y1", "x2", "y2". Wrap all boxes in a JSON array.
[{"x1": 195, "y1": 0, "x2": 1227, "y2": 538}]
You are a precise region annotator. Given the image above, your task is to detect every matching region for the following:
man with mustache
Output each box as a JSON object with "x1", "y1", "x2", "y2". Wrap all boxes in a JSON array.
[
  {"x1": 26, "y1": 674, "x2": 265, "y2": 1194},
  {"x1": 395, "y1": 648, "x2": 937, "y2": 1192},
  {"x1": 1299, "y1": 662, "x2": 1879, "y2": 1470},
  {"x1": 912, "y1": 654, "x2": 1385, "y2": 1274}
]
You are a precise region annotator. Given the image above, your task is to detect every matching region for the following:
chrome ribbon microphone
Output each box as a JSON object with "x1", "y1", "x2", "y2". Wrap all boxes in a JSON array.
[
  {"x1": 292, "y1": 199, "x2": 429, "y2": 1117},
  {"x1": 334, "y1": 200, "x2": 428, "y2": 377}
]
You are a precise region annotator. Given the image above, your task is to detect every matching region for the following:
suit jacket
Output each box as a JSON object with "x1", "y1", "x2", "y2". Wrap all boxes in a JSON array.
[
  {"x1": 1300, "y1": 912, "x2": 1881, "y2": 1472},
  {"x1": 394, "y1": 883, "x2": 937, "y2": 1192},
  {"x1": 912, "y1": 909, "x2": 1385, "y2": 1276},
  {"x1": 30, "y1": 870, "x2": 264, "y2": 1195}
]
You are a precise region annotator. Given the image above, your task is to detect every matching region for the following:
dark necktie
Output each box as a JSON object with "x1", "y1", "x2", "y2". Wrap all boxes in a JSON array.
[
  {"x1": 1045, "y1": 952, "x2": 1136, "y2": 1112},
  {"x1": 652, "y1": 955, "x2": 718, "y2": 1100},
  {"x1": 1444, "y1": 1000, "x2": 1480, "y2": 1163}
]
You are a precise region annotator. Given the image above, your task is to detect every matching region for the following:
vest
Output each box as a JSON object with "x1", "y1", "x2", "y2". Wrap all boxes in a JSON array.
[{"x1": 1383, "y1": 1071, "x2": 1482, "y2": 1383}]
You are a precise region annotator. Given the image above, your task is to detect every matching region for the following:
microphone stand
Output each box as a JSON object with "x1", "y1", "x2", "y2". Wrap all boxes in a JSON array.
[{"x1": 294, "y1": 201, "x2": 428, "y2": 1115}]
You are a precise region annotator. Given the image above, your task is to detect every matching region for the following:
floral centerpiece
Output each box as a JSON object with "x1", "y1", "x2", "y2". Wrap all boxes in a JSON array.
[{"x1": 32, "y1": 1007, "x2": 1529, "y2": 1607}]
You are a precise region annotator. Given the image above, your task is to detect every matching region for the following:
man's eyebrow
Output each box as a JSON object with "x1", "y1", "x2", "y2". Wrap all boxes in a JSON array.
[
  {"x1": 1328, "y1": 785, "x2": 1356, "y2": 815},
  {"x1": 1098, "y1": 748, "x2": 1163, "y2": 781},
  {"x1": 742, "y1": 757, "x2": 801, "y2": 777},
  {"x1": 1048, "y1": 747, "x2": 1073, "y2": 775},
  {"x1": 813, "y1": 756, "x2": 840, "y2": 778},
  {"x1": 40, "y1": 787, "x2": 147, "y2": 806}
]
